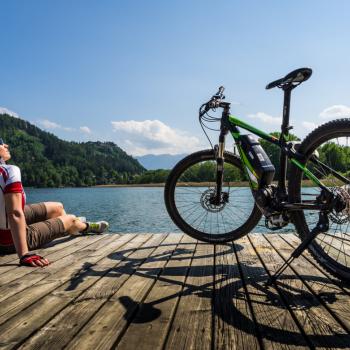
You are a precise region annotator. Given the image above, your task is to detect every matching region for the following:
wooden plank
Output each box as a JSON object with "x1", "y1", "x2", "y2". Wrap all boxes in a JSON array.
[
  {"x1": 117, "y1": 234, "x2": 197, "y2": 350},
  {"x1": 250, "y1": 233, "x2": 349, "y2": 349},
  {"x1": 0, "y1": 235, "x2": 100, "y2": 273},
  {"x1": 236, "y1": 235, "x2": 310, "y2": 349},
  {"x1": 266, "y1": 234, "x2": 350, "y2": 332},
  {"x1": 315, "y1": 232, "x2": 350, "y2": 267},
  {"x1": 164, "y1": 241, "x2": 214, "y2": 350},
  {"x1": 65, "y1": 234, "x2": 183, "y2": 350},
  {"x1": 0, "y1": 234, "x2": 106, "y2": 283},
  {"x1": 1, "y1": 232, "x2": 349, "y2": 350},
  {"x1": 0, "y1": 234, "x2": 146, "y2": 346},
  {"x1": 279, "y1": 233, "x2": 350, "y2": 294},
  {"x1": 0, "y1": 253, "x2": 18, "y2": 265},
  {"x1": 0, "y1": 234, "x2": 142, "y2": 324},
  {"x1": 0, "y1": 234, "x2": 115, "y2": 305},
  {"x1": 0, "y1": 235, "x2": 83, "y2": 266},
  {"x1": 214, "y1": 241, "x2": 260, "y2": 350},
  {"x1": 0, "y1": 235, "x2": 123, "y2": 324},
  {"x1": 17, "y1": 234, "x2": 166, "y2": 350}
]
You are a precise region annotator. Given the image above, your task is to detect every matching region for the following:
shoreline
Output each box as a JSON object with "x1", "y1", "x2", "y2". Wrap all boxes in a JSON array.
[
  {"x1": 92, "y1": 179, "x2": 340, "y2": 188},
  {"x1": 25, "y1": 179, "x2": 323, "y2": 189},
  {"x1": 93, "y1": 183, "x2": 166, "y2": 188}
]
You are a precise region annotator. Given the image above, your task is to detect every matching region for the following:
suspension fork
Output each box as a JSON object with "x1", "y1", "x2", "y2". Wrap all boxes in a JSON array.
[
  {"x1": 214, "y1": 127, "x2": 229, "y2": 205},
  {"x1": 212, "y1": 104, "x2": 231, "y2": 205}
]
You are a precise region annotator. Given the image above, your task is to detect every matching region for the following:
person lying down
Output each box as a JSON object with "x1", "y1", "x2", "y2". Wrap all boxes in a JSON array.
[{"x1": 0, "y1": 138, "x2": 109, "y2": 267}]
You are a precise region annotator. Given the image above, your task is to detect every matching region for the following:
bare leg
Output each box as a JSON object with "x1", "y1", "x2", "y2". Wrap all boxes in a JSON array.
[
  {"x1": 57, "y1": 214, "x2": 87, "y2": 235},
  {"x1": 44, "y1": 202, "x2": 66, "y2": 219}
]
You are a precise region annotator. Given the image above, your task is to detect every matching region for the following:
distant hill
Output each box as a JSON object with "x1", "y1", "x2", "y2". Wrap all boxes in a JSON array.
[
  {"x1": 0, "y1": 113, "x2": 144, "y2": 187},
  {"x1": 136, "y1": 153, "x2": 187, "y2": 170}
]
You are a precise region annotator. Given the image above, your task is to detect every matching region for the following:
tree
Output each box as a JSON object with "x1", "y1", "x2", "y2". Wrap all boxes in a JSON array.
[
  {"x1": 259, "y1": 131, "x2": 299, "y2": 178},
  {"x1": 0, "y1": 113, "x2": 145, "y2": 187}
]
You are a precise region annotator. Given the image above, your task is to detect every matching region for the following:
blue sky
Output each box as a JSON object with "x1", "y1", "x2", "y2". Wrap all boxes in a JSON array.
[{"x1": 1, "y1": 0, "x2": 350, "y2": 155}]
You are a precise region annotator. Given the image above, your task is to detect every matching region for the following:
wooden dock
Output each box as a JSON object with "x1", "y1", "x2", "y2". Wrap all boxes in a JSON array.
[{"x1": 0, "y1": 233, "x2": 349, "y2": 349}]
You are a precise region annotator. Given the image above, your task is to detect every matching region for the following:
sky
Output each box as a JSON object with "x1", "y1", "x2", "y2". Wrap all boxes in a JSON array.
[{"x1": 1, "y1": 0, "x2": 350, "y2": 156}]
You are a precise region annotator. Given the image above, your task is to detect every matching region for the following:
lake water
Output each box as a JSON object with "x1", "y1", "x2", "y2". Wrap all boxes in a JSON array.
[
  {"x1": 24, "y1": 187, "x2": 295, "y2": 234},
  {"x1": 25, "y1": 187, "x2": 179, "y2": 233}
]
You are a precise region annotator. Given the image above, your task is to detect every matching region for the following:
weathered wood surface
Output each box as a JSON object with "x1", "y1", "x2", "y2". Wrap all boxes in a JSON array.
[{"x1": 0, "y1": 232, "x2": 349, "y2": 349}]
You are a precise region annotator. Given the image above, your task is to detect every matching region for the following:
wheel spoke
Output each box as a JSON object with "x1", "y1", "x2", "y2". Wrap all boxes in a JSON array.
[
  {"x1": 293, "y1": 127, "x2": 350, "y2": 276},
  {"x1": 166, "y1": 151, "x2": 260, "y2": 239}
]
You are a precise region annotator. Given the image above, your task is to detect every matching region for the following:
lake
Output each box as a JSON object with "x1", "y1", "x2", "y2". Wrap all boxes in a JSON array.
[{"x1": 24, "y1": 187, "x2": 295, "y2": 234}]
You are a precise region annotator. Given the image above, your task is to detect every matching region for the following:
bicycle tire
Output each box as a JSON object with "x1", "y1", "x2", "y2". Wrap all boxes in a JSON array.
[
  {"x1": 289, "y1": 118, "x2": 350, "y2": 280},
  {"x1": 164, "y1": 149, "x2": 262, "y2": 243}
]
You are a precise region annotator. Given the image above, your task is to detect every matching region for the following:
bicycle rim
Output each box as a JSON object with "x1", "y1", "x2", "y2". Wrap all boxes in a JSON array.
[
  {"x1": 289, "y1": 119, "x2": 350, "y2": 278},
  {"x1": 165, "y1": 150, "x2": 261, "y2": 242}
]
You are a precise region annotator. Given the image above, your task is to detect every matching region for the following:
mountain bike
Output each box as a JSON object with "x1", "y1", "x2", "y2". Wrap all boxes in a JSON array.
[{"x1": 164, "y1": 68, "x2": 350, "y2": 281}]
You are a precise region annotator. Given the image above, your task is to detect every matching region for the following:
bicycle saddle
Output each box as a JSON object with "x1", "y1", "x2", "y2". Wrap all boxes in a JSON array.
[{"x1": 266, "y1": 68, "x2": 312, "y2": 90}]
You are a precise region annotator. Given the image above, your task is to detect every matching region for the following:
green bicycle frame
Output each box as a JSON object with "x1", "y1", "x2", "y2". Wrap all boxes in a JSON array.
[
  {"x1": 211, "y1": 87, "x2": 348, "y2": 209},
  {"x1": 226, "y1": 114, "x2": 326, "y2": 192}
]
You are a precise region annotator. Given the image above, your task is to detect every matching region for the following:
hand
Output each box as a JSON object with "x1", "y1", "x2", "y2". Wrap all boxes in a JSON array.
[
  {"x1": 19, "y1": 253, "x2": 50, "y2": 267},
  {"x1": 29, "y1": 257, "x2": 50, "y2": 268}
]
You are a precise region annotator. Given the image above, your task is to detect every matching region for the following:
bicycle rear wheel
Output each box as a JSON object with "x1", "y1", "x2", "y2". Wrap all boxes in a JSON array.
[
  {"x1": 289, "y1": 118, "x2": 350, "y2": 280},
  {"x1": 164, "y1": 149, "x2": 262, "y2": 243}
]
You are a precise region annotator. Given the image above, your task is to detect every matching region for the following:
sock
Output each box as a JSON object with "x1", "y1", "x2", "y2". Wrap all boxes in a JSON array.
[{"x1": 81, "y1": 223, "x2": 89, "y2": 233}]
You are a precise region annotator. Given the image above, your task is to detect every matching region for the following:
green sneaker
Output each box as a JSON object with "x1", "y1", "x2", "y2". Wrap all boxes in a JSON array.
[{"x1": 84, "y1": 221, "x2": 109, "y2": 234}]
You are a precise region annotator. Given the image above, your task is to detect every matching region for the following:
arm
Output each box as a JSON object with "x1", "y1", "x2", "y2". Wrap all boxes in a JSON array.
[{"x1": 4, "y1": 193, "x2": 49, "y2": 267}]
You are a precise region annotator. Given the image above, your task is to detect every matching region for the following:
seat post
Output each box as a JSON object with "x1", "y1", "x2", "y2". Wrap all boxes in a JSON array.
[
  {"x1": 281, "y1": 87, "x2": 292, "y2": 135},
  {"x1": 278, "y1": 86, "x2": 293, "y2": 196}
]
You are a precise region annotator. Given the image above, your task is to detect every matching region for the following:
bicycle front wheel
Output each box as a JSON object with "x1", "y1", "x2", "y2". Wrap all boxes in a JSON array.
[
  {"x1": 289, "y1": 118, "x2": 350, "y2": 280},
  {"x1": 164, "y1": 149, "x2": 262, "y2": 243}
]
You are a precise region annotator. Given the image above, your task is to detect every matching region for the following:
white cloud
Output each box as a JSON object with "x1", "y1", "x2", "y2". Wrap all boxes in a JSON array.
[
  {"x1": 37, "y1": 119, "x2": 74, "y2": 132},
  {"x1": 319, "y1": 105, "x2": 350, "y2": 119},
  {"x1": 38, "y1": 119, "x2": 61, "y2": 129},
  {"x1": 248, "y1": 112, "x2": 281, "y2": 125},
  {"x1": 302, "y1": 121, "x2": 318, "y2": 131},
  {"x1": 0, "y1": 107, "x2": 19, "y2": 118},
  {"x1": 80, "y1": 126, "x2": 91, "y2": 134},
  {"x1": 111, "y1": 119, "x2": 201, "y2": 156}
]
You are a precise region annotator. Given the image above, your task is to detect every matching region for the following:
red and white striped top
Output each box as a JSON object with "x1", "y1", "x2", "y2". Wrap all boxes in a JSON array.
[{"x1": 0, "y1": 164, "x2": 26, "y2": 246}]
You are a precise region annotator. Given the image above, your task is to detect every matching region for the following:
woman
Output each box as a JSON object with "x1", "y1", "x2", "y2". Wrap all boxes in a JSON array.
[{"x1": 0, "y1": 139, "x2": 109, "y2": 267}]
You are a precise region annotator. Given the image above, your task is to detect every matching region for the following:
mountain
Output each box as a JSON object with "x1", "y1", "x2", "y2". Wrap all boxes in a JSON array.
[
  {"x1": 0, "y1": 113, "x2": 144, "y2": 187},
  {"x1": 136, "y1": 153, "x2": 187, "y2": 170}
]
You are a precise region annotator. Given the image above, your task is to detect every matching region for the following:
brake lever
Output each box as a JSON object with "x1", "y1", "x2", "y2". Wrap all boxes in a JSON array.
[
  {"x1": 199, "y1": 86, "x2": 226, "y2": 117},
  {"x1": 213, "y1": 86, "x2": 225, "y2": 100}
]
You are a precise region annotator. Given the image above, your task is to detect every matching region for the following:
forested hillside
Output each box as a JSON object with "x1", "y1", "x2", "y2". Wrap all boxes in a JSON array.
[
  {"x1": 132, "y1": 131, "x2": 350, "y2": 184},
  {"x1": 2, "y1": 112, "x2": 349, "y2": 187},
  {"x1": 0, "y1": 113, "x2": 144, "y2": 187}
]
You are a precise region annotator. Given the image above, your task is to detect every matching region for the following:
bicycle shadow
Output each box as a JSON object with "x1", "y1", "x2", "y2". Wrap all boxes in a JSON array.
[
  {"x1": 65, "y1": 242, "x2": 237, "y2": 292},
  {"x1": 65, "y1": 241, "x2": 350, "y2": 348},
  {"x1": 124, "y1": 265, "x2": 349, "y2": 347}
]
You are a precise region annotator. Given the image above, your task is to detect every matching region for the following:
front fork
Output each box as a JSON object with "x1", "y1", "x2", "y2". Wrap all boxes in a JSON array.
[
  {"x1": 213, "y1": 132, "x2": 227, "y2": 205},
  {"x1": 213, "y1": 104, "x2": 231, "y2": 205}
]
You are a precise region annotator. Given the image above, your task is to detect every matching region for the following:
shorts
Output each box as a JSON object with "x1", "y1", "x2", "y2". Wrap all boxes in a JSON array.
[{"x1": 0, "y1": 202, "x2": 67, "y2": 254}]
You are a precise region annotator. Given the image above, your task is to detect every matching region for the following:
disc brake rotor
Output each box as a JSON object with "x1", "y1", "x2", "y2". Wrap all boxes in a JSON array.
[
  {"x1": 329, "y1": 186, "x2": 350, "y2": 225},
  {"x1": 200, "y1": 188, "x2": 228, "y2": 213}
]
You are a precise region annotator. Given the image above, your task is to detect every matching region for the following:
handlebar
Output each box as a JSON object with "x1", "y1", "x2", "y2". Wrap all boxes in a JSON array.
[{"x1": 199, "y1": 86, "x2": 226, "y2": 117}]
